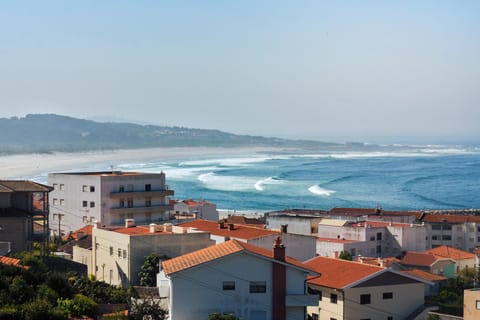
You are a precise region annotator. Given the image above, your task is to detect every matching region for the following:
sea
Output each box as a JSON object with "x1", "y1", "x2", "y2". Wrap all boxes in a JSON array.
[{"x1": 32, "y1": 144, "x2": 480, "y2": 213}]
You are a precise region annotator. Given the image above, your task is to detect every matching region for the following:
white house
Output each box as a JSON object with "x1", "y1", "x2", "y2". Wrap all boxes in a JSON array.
[
  {"x1": 48, "y1": 171, "x2": 174, "y2": 234},
  {"x1": 157, "y1": 238, "x2": 318, "y2": 320},
  {"x1": 171, "y1": 199, "x2": 218, "y2": 221}
]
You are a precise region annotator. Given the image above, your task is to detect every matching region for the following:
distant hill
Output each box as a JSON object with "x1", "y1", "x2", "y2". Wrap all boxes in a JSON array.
[{"x1": 0, "y1": 114, "x2": 345, "y2": 154}]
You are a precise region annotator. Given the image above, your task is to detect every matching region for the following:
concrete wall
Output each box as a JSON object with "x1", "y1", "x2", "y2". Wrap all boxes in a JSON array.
[
  {"x1": 0, "y1": 194, "x2": 11, "y2": 208},
  {"x1": 0, "y1": 216, "x2": 32, "y2": 252},
  {"x1": 266, "y1": 216, "x2": 321, "y2": 235},
  {"x1": 72, "y1": 246, "x2": 92, "y2": 274},
  {"x1": 307, "y1": 285, "x2": 344, "y2": 320},
  {"x1": 249, "y1": 233, "x2": 317, "y2": 262}
]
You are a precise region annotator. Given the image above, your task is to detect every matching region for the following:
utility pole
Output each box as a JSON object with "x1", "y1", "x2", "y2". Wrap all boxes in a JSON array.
[{"x1": 57, "y1": 213, "x2": 65, "y2": 244}]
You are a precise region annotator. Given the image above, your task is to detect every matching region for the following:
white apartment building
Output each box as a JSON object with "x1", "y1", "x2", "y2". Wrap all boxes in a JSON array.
[{"x1": 48, "y1": 171, "x2": 174, "y2": 234}]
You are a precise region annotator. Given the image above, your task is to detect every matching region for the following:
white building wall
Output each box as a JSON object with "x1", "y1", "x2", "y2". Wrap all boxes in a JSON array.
[
  {"x1": 266, "y1": 216, "x2": 321, "y2": 235},
  {"x1": 249, "y1": 233, "x2": 317, "y2": 262}
]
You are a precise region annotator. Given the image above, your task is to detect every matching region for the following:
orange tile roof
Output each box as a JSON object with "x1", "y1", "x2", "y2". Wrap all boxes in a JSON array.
[
  {"x1": 183, "y1": 199, "x2": 211, "y2": 206},
  {"x1": 425, "y1": 245, "x2": 476, "y2": 260},
  {"x1": 0, "y1": 256, "x2": 30, "y2": 269},
  {"x1": 162, "y1": 239, "x2": 316, "y2": 276},
  {"x1": 179, "y1": 219, "x2": 279, "y2": 240},
  {"x1": 401, "y1": 269, "x2": 447, "y2": 282},
  {"x1": 65, "y1": 225, "x2": 93, "y2": 240},
  {"x1": 400, "y1": 252, "x2": 446, "y2": 267},
  {"x1": 306, "y1": 256, "x2": 384, "y2": 289},
  {"x1": 354, "y1": 256, "x2": 400, "y2": 267},
  {"x1": 422, "y1": 214, "x2": 480, "y2": 223}
]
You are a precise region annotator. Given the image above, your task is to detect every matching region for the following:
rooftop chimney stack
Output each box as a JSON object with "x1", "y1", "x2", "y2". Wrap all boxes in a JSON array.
[
  {"x1": 272, "y1": 236, "x2": 286, "y2": 320},
  {"x1": 228, "y1": 223, "x2": 235, "y2": 231},
  {"x1": 280, "y1": 224, "x2": 288, "y2": 233},
  {"x1": 273, "y1": 236, "x2": 285, "y2": 261},
  {"x1": 218, "y1": 221, "x2": 225, "y2": 229}
]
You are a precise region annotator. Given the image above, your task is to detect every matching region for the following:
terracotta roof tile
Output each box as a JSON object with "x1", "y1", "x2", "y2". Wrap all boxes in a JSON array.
[
  {"x1": 179, "y1": 219, "x2": 279, "y2": 240},
  {"x1": 401, "y1": 269, "x2": 447, "y2": 282},
  {"x1": 422, "y1": 214, "x2": 480, "y2": 223},
  {"x1": 66, "y1": 225, "x2": 94, "y2": 240},
  {"x1": 0, "y1": 180, "x2": 52, "y2": 192},
  {"x1": 112, "y1": 225, "x2": 170, "y2": 236},
  {"x1": 400, "y1": 252, "x2": 445, "y2": 267},
  {"x1": 425, "y1": 245, "x2": 476, "y2": 260},
  {"x1": 0, "y1": 256, "x2": 30, "y2": 269},
  {"x1": 306, "y1": 256, "x2": 384, "y2": 289},
  {"x1": 162, "y1": 239, "x2": 315, "y2": 276}
]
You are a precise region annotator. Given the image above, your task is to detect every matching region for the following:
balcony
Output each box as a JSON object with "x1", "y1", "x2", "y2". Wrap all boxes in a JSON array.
[
  {"x1": 110, "y1": 189, "x2": 174, "y2": 198},
  {"x1": 110, "y1": 204, "x2": 173, "y2": 215},
  {"x1": 285, "y1": 294, "x2": 318, "y2": 307}
]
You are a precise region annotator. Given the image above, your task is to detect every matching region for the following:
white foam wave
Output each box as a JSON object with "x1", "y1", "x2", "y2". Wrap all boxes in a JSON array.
[
  {"x1": 198, "y1": 172, "x2": 258, "y2": 191},
  {"x1": 180, "y1": 156, "x2": 270, "y2": 167},
  {"x1": 254, "y1": 176, "x2": 284, "y2": 191},
  {"x1": 308, "y1": 185, "x2": 336, "y2": 197}
]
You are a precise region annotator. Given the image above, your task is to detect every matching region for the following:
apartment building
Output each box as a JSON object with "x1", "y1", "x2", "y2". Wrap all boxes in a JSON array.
[
  {"x1": 0, "y1": 180, "x2": 52, "y2": 253},
  {"x1": 48, "y1": 171, "x2": 174, "y2": 234},
  {"x1": 91, "y1": 219, "x2": 214, "y2": 287},
  {"x1": 158, "y1": 238, "x2": 318, "y2": 320},
  {"x1": 306, "y1": 256, "x2": 429, "y2": 320}
]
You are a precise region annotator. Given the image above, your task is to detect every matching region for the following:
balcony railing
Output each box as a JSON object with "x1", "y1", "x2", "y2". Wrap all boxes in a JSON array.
[
  {"x1": 110, "y1": 189, "x2": 174, "y2": 198},
  {"x1": 110, "y1": 204, "x2": 173, "y2": 214}
]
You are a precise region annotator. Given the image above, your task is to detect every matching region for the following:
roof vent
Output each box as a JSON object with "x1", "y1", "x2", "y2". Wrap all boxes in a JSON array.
[{"x1": 125, "y1": 219, "x2": 135, "y2": 228}]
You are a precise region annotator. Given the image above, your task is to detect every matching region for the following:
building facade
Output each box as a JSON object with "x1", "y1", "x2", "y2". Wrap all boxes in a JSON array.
[
  {"x1": 48, "y1": 171, "x2": 174, "y2": 234},
  {"x1": 171, "y1": 199, "x2": 218, "y2": 221}
]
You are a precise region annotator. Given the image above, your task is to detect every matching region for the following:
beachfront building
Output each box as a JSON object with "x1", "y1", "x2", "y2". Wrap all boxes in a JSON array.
[
  {"x1": 0, "y1": 180, "x2": 52, "y2": 253},
  {"x1": 91, "y1": 219, "x2": 214, "y2": 287},
  {"x1": 316, "y1": 219, "x2": 426, "y2": 258},
  {"x1": 171, "y1": 198, "x2": 218, "y2": 221},
  {"x1": 306, "y1": 256, "x2": 430, "y2": 320},
  {"x1": 178, "y1": 219, "x2": 317, "y2": 262},
  {"x1": 48, "y1": 171, "x2": 174, "y2": 234},
  {"x1": 158, "y1": 238, "x2": 318, "y2": 320},
  {"x1": 265, "y1": 210, "x2": 326, "y2": 235}
]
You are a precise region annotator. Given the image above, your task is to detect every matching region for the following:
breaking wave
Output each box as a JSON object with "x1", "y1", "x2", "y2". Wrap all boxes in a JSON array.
[
  {"x1": 254, "y1": 176, "x2": 284, "y2": 191},
  {"x1": 308, "y1": 185, "x2": 336, "y2": 197}
]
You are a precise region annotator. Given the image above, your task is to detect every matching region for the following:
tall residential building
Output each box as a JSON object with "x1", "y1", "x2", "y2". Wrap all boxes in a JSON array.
[{"x1": 48, "y1": 171, "x2": 174, "y2": 234}]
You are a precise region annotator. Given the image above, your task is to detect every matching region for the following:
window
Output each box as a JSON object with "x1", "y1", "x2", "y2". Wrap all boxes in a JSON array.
[
  {"x1": 119, "y1": 199, "x2": 125, "y2": 208},
  {"x1": 119, "y1": 185, "x2": 125, "y2": 192},
  {"x1": 90, "y1": 186, "x2": 95, "y2": 192},
  {"x1": 53, "y1": 213, "x2": 57, "y2": 220},
  {"x1": 360, "y1": 294, "x2": 371, "y2": 304},
  {"x1": 443, "y1": 225, "x2": 452, "y2": 230},
  {"x1": 145, "y1": 184, "x2": 151, "y2": 191},
  {"x1": 223, "y1": 281, "x2": 235, "y2": 290},
  {"x1": 387, "y1": 317, "x2": 393, "y2": 320},
  {"x1": 376, "y1": 232, "x2": 382, "y2": 240},
  {"x1": 376, "y1": 245, "x2": 382, "y2": 254},
  {"x1": 82, "y1": 216, "x2": 88, "y2": 223},
  {"x1": 82, "y1": 185, "x2": 88, "y2": 192},
  {"x1": 60, "y1": 199, "x2": 65, "y2": 205},
  {"x1": 110, "y1": 246, "x2": 113, "y2": 256},
  {"x1": 330, "y1": 293, "x2": 337, "y2": 304},
  {"x1": 249, "y1": 281, "x2": 266, "y2": 293},
  {"x1": 53, "y1": 198, "x2": 58, "y2": 205},
  {"x1": 60, "y1": 184, "x2": 65, "y2": 190},
  {"x1": 476, "y1": 299, "x2": 480, "y2": 309},
  {"x1": 432, "y1": 235, "x2": 438, "y2": 240},
  {"x1": 442, "y1": 235, "x2": 452, "y2": 241},
  {"x1": 370, "y1": 236, "x2": 375, "y2": 241},
  {"x1": 90, "y1": 201, "x2": 95, "y2": 208},
  {"x1": 432, "y1": 224, "x2": 441, "y2": 230},
  {"x1": 312, "y1": 314, "x2": 319, "y2": 320},
  {"x1": 123, "y1": 249, "x2": 127, "y2": 259},
  {"x1": 118, "y1": 248, "x2": 122, "y2": 258},
  {"x1": 307, "y1": 287, "x2": 322, "y2": 300},
  {"x1": 383, "y1": 292, "x2": 393, "y2": 299},
  {"x1": 145, "y1": 198, "x2": 152, "y2": 207},
  {"x1": 127, "y1": 198, "x2": 133, "y2": 208},
  {"x1": 82, "y1": 200, "x2": 88, "y2": 208},
  {"x1": 53, "y1": 183, "x2": 58, "y2": 190},
  {"x1": 145, "y1": 212, "x2": 152, "y2": 223}
]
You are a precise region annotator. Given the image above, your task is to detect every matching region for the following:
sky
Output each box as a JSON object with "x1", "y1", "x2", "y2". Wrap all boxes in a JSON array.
[{"x1": 0, "y1": 1, "x2": 479, "y2": 143}]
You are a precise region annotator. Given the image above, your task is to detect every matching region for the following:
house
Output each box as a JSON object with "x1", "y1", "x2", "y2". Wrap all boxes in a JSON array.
[
  {"x1": 178, "y1": 219, "x2": 316, "y2": 261},
  {"x1": 90, "y1": 219, "x2": 214, "y2": 287},
  {"x1": 399, "y1": 251, "x2": 456, "y2": 278},
  {"x1": 464, "y1": 288, "x2": 480, "y2": 320},
  {"x1": 265, "y1": 210, "x2": 326, "y2": 235},
  {"x1": 48, "y1": 171, "x2": 174, "y2": 234},
  {"x1": 305, "y1": 256, "x2": 430, "y2": 320},
  {"x1": 0, "y1": 180, "x2": 52, "y2": 253},
  {"x1": 425, "y1": 245, "x2": 476, "y2": 271},
  {"x1": 171, "y1": 198, "x2": 218, "y2": 221},
  {"x1": 401, "y1": 269, "x2": 447, "y2": 297},
  {"x1": 157, "y1": 238, "x2": 318, "y2": 320}
]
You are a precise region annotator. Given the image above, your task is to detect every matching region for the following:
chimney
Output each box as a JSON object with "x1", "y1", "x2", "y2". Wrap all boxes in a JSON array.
[
  {"x1": 218, "y1": 221, "x2": 225, "y2": 229},
  {"x1": 228, "y1": 223, "x2": 235, "y2": 231},
  {"x1": 272, "y1": 236, "x2": 286, "y2": 320},
  {"x1": 149, "y1": 223, "x2": 157, "y2": 233},
  {"x1": 280, "y1": 224, "x2": 288, "y2": 233},
  {"x1": 125, "y1": 219, "x2": 135, "y2": 228}
]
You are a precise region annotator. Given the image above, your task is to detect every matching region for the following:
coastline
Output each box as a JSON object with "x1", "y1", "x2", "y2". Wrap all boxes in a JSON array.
[{"x1": 0, "y1": 146, "x2": 280, "y2": 180}]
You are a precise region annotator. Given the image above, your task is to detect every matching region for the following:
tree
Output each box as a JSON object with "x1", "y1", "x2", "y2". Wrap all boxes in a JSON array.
[
  {"x1": 338, "y1": 250, "x2": 352, "y2": 261},
  {"x1": 57, "y1": 294, "x2": 98, "y2": 318},
  {"x1": 138, "y1": 254, "x2": 168, "y2": 287},
  {"x1": 130, "y1": 298, "x2": 168, "y2": 320},
  {"x1": 208, "y1": 313, "x2": 240, "y2": 320}
]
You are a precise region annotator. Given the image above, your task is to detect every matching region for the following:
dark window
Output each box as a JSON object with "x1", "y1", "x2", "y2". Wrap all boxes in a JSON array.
[
  {"x1": 90, "y1": 186, "x2": 95, "y2": 192},
  {"x1": 109, "y1": 246, "x2": 113, "y2": 255},
  {"x1": 443, "y1": 224, "x2": 452, "y2": 231},
  {"x1": 145, "y1": 198, "x2": 152, "y2": 207},
  {"x1": 249, "y1": 281, "x2": 266, "y2": 293},
  {"x1": 442, "y1": 235, "x2": 452, "y2": 241},
  {"x1": 123, "y1": 249, "x2": 127, "y2": 259},
  {"x1": 127, "y1": 198, "x2": 133, "y2": 208},
  {"x1": 119, "y1": 185, "x2": 125, "y2": 192},
  {"x1": 376, "y1": 245, "x2": 382, "y2": 254},
  {"x1": 383, "y1": 292, "x2": 393, "y2": 299},
  {"x1": 119, "y1": 199, "x2": 125, "y2": 207},
  {"x1": 370, "y1": 236, "x2": 375, "y2": 241},
  {"x1": 388, "y1": 317, "x2": 393, "y2": 320},
  {"x1": 312, "y1": 314, "x2": 319, "y2": 320},
  {"x1": 118, "y1": 248, "x2": 121, "y2": 258},
  {"x1": 432, "y1": 235, "x2": 438, "y2": 240},
  {"x1": 360, "y1": 294, "x2": 371, "y2": 304},
  {"x1": 376, "y1": 232, "x2": 382, "y2": 240},
  {"x1": 145, "y1": 184, "x2": 151, "y2": 191},
  {"x1": 432, "y1": 224, "x2": 441, "y2": 230},
  {"x1": 330, "y1": 293, "x2": 337, "y2": 304},
  {"x1": 223, "y1": 281, "x2": 235, "y2": 290},
  {"x1": 90, "y1": 201, "x2": 95, "y2": 208},
  {"x1": 82, "y1": 200, "x2": 88, "y2": 207}
]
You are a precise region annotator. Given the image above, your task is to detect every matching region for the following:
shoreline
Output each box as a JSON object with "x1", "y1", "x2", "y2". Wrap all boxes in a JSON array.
[{"x1": 0, "y1": 146, "x2": 281, "y2": 180}]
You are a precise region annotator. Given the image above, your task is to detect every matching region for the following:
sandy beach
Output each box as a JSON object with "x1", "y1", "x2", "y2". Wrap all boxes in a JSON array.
[{"x1": 0, "y1": 146, "x2": 278, "y2": 180}]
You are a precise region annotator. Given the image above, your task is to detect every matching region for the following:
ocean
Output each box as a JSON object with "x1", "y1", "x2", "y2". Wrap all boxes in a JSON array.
[{"x1": 30, "y1": 144, "x2": 480, "y2": 213}]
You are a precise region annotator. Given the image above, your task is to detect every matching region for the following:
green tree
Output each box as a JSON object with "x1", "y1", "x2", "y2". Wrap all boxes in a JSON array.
[
  {"x1": 338, "y1": 250, "x2": 352, "y2": 261},
  {"x1": 130, "y1": 298, "x2": 168, "y2": 320},
  {"x1": 208, "y1": 312, "x2": 240, "y2": 320},
  {"x1": 138, "y1": 254, "x2": 168, "y2": 287},
  {"x1": 57, "y1": 294, "x2": 98, "y2": 318}
]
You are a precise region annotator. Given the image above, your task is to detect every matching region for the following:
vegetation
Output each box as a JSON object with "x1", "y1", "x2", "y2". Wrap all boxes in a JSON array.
[
  {"x1": 338, "y1": 250, "x2": 353, "y2": 261},
  {"x1": 130, "y1": 297, "x2": 168, "y2": 320},
  {"x1": 0, "y1": 251, "x2": 129, "y2": 319},
  {"x1": 208, "y1": 313, "x2": 240, "y2": 320},
  {"x1": 138, "y1": 253, "x2": 168, "y2": 287}
]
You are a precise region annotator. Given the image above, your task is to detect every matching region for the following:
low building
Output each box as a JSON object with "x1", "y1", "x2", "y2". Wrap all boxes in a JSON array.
[
  {"x1": 90, "y1": 219, "x2": 214, "y2": 287},
  {"x1": 425, "y1": 245, "x2": 476, "y2": 272},
  {"x1": 265, "y1": 210, "x2": 326, "y2": 235},
  {"x1": 48, "y1": 171, "x2": 174, "y2": 234},
  {"x1": 464, "y1": 288, "x2": 480, "y2": 320},
  {"x1": 179, "y1": 219, "x2": 317, "y2": 261},
  {"x1": 401, "y1": 269, "x2": 446, "y2": 297},
  {"x1": 158, "y1": 238, "x2": 318, "y2": 320},
  {"x1": 171, "y1": 199, "x2": 218, "y2": 221},
  {"x1": 399, "y1": 251, "x2": 456, "y2": 278},
  {"x1": 306, "y1": 256, "x2": 430, "y2": 320}
]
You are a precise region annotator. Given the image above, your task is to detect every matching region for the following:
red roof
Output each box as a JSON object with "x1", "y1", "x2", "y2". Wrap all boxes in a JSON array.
[
  {"x1": 306, "y1": 256, "x2": 384, "y2": 289},
  {"x1": 66, "y1": 225, "x2": 93, "y2": 240},
  {"x1": 162, "y1": 239, "x2": 315, "y2": 276},
  {"x1": 400, "y1": 252, "x2": 447, "y2": 267},
  {"x1": 401, "y1": 269, "x2": 447, "y2": 282},
  {"x1": 422, "y1": 214, "x2": 480, "y2": 223},
  {"x1": 179, "y1": 219, "x2": 279, "y2": 240},
  {"x1": 354, "y1": 256, "x2": 400, "y2": 267},
  {"x1": 0, "y1": 256, "x2": 30, "y2": 269},
  {"x1": 426, "y1": 245, "x2": 476, "y2": 260}
]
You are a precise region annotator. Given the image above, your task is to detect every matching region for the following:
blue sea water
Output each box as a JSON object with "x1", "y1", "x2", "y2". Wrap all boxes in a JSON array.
[{"x1": 31, "y1": 145, "x2": 480, "y2": 212}]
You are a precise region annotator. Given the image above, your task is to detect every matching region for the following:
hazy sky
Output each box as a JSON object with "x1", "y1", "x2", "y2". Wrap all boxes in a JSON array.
[{"x1": 1, "y1": 1, "x2": 479, "y2": 142}]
